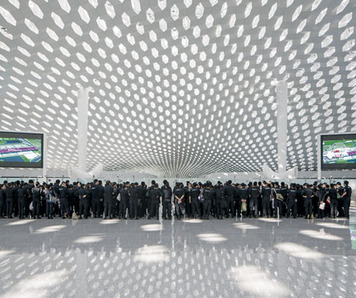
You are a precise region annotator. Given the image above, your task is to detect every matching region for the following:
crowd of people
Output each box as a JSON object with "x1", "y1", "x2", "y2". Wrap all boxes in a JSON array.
[{"x1": 0, "y1": 179, "x2": 352, "y2": 220}]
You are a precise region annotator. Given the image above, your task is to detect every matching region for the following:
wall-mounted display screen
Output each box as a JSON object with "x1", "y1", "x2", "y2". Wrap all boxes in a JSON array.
[
  {"x1": 0, "y1": 131, "x2": 44, "y2": 168},
  {"x1": 321, "y1": 133, "x2": 356, "y2": 170}
]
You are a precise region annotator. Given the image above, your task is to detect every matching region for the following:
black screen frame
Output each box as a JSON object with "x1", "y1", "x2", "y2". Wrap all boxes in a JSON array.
[
  {"x1": 321, "y1": 133, "x2": 356, "y2": 171},
  {"x1": 0, "y1": 131, "x2": 44, "y2": 168}
]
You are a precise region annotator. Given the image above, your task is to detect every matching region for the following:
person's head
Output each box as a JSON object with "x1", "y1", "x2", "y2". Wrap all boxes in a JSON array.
[
  {"x1": 281, "y1": 182, "x2": 285, "y2": 187},
  {"x1": 344, "y1": 180, "x2": 349, "y2": 186},
  {"x1": 106, "y1": 181, "x2": 110, "y2": 186},
  {"x1": 78, "y1": 182, "x2": 82, "y2": 188},
  {"x1": 253, "y1": 181, "x2": 258, "y2": 187},
  {"x1": 62, "y1": 182, "x2": 66, "y2": 187},
  {"x1": 154, "y1": 183, "x2": 158, "y2": 188},
  {"x1": 151, "y1": 180, "x2": 156, "y2": 186},
  {"x1": 336, "y1": 182, "x2": 341, "y2": 187},
  {"x1": 141, "y1": 181, "x2": 145, "y2": 187},
  {"x1": 303, "y1": 183, "x2": 309, "y2": 188},
  {"x1": 29, "y1": 179, "x2": 34, "y2": 185}
]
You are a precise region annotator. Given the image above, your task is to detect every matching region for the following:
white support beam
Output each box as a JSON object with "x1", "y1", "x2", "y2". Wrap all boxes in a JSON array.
[
  {"x1": 77, "y1": 88, "x2": 89, "y2": 172},
  {"x1": 276, "y1": 81, "x2": 288, "y2": 173}
]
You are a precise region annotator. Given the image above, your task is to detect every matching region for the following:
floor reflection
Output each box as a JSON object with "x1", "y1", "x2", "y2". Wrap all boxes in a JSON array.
[{"x1": 0, "y1": 208, "x2": 356, "y2": 297}]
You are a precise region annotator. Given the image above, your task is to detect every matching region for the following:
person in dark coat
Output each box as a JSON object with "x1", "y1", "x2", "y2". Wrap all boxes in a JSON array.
[
  {"x1": 103, "y1": 181, "x2": 114, "y2": 219},
  {"x1": 161, "y1": 180, "x2": 172, "y2": 220},
  {"x1": 148, "y1": 183, "x2": 162, "y2": 220}
]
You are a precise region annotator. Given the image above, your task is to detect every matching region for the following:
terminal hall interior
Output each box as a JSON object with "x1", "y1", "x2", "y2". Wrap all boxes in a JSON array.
[{"x1": 0, "y1": 0, "x2": 356, "y2": 297}]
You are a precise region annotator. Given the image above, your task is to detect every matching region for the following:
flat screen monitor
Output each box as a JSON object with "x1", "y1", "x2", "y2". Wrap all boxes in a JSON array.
[
  {"x1": 321, "y1": 133, "x2": 356, "y2": 170},
  {"x1": 0, "y1": 131, "x2": 44, "y2": 168}
]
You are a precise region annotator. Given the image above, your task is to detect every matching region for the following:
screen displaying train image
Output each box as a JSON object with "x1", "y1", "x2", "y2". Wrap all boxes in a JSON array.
[
  {"x1": 0, "y1": 132, "x2": 43, "y2": 168},
  {"x1": 321, "y1": 133, "x2": 356, "y2": 170}
]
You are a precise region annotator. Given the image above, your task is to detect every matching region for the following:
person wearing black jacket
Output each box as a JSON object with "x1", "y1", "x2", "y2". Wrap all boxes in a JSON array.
[
  {"x1": 24, "y1": 180, "x2": 34, "y2": 217},
  {"x1": 302, "y1": 183, "x2": 313, "y2": 219},
  {"x1": 341, "y1": 181, "x2": 352, "y2": 219},
  {"x1": 31, "y1": 182, "x2": 41, "y2": 219},
  {"x1": 148, "y1": 183, "x2": 162, "y2": 220},
  {"x1": 328, "y1": 184, "x2": 338, "y2": 218},
  {"x1": 315, "y1": 184, "x2": 326, "y2": 219},
  {"x1": 91, "y1": 180, "x2": 104, "y2": 218},
  {"x1": 137, "y1": 182, "x2": 147, "y2": 218},
  {"x1": 202, "y1": 182, "x2": 216, "y2": 219},
  {"x1": 173, "y1": 182, "x2": 185, "y2": 220},
  {"x1": 17, "y1": 183, "x2": 26, "y2": 219},
  {"x1": 161, "y1": 180, "x2": 172, "y2": 220},
  {"x1": 224, "y1": 180, "x2": 235, "y2": 218},
  {"x1": 286, "y1": 184, "x2": 297, "y2": 218},
  {"x1": 59, "y1": 182, "x2": 70, "y2": 219},
  {"x1": 5, "y1": 182, "x2": 15, "y2": 218},
  {"x1": 249, "y1": 182, "x2": 260, "y2": 218},
  {"x1": 190, "y1": 183, "x2": 201, "y2": 219},
  {"x1": 129, "y1": 183, "x2": 139, "y2": 219},
  {"x1": 274, "y1": 183, "x2": 284, "y2": 218},
  {"x1": 103, "y1": 181, "x2": 114, "y2": 219},
  {"x1": 78, "y1": 183, "x2": 89, "y2": 219},
  {"x1": 215, "y1": 183, "x2": 225, "y2": 219},
  {"x1": 238, "y1": 184, "x2": 249, "y2": 217},
  {"x1": 261, "y1": 181, "x2": 272, "y2": 217},
  {"x1": 119, "y1": 183, "x2": 130, "y2": 219}
]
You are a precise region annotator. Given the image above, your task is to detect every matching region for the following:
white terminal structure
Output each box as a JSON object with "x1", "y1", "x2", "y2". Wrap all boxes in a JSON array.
[{"x1": 0, "y1": 0, "x2": 355, "y2": 178}]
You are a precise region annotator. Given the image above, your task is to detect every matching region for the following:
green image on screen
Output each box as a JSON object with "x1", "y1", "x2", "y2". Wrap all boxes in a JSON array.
[
  {"x1": 322, "y1": 139, "x2": 356, "y2": 165},
  {"x1": 0, "y1": 138, "x2": 42, "y2": 163}
]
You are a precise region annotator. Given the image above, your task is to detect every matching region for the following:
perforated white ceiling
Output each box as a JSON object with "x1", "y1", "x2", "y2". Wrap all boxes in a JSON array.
[{"x1": 0, "y1": 0, "x2": 355, "y2": 177}]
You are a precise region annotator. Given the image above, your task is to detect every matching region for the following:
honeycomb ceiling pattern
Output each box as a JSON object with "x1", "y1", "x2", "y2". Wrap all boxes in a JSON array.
[{"x1": 0, "y1": 0, "x2": 355, "y2": 178}]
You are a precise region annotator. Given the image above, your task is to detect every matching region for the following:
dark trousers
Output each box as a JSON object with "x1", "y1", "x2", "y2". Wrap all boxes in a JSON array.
[
  {"x1": 33, "y1": 198, "x2": 40, "y2": 217},
  {"x1": 318, "y1": 208, "x2": 324, "y2": 219},
  {"x1": 18, "y1": 198, "x2": 25, "y2": 218},
  {"x1": 79, "y1": 199, "x2": 89, "y2": 219},
  {"x1": 6, "y1": 199, "x2": 13, "y2": 217},
  {"x1": 286, "y1": 200, "x2": 297, "y2": 217},
  {"x1": 191, "y1": 198, "x2": 201, "y2": 218},
  {"x1": 60, "y1": 198, "x2": 70, "y2": 218},
  {"x1": 202, "y1": 199, "x2": 211, "y2": 219},
  {"x1": 0, "y1": 198, "x2": 5, "y2": 216},
  {"x1": 343, "y1": 197, "x2": 351, "y2": 218},
  {"x1": 226, "y1": 198, "x2": 235, "y2": 217},
  {"x1": 174, "y1": 200, "x2": 185, "y2": 219},
  {"x1": 92, "y1": 199, "x2": 101, "y2": 217},
  {"x1": 262, "y1": 197, "x2": 271, "y2": 217},
  {"x1": 46, "y1": 202, "x2": 54, "y2": 218},
  {"x1": 104, "y1": 200, "x2": 114, "y2": 218},
  {"x1": 249, "y1": 198, "x2": 258, "y2": 217},
  {"x1": 330, "y1": 200, "x2": 338, "y2": 217},
  {"x1": 119, "y1": 199, "x2": 128, "y2": 218},
  {"x1": 234, "y1": 199, "x2": 242, "y2": 217},
  {"x1": 129, "y1": 199, "x2": 138, "y2": 219},
  {"x1": 304, "y1": 198, "x2": 313, "y2": 216},
  {"x1": 149, "y1": 200, "x2": 159, "y2": 219},
  {"x1": 215, "y1": 200, "x2": 224, "y2": 219},
  {"x1": 275, "y1": 200, "x2": 283, "y2": 217},
  {"x1": 162, "y1": 200, "x2": 172, "y2": 219},
  {"x1": 185, "y1": 199, "x2": 192, "y2": 217}
]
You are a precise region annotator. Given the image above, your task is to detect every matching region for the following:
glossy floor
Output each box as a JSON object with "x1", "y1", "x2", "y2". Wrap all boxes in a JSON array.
[{"x1": 1, "y1": 207, "x2": 356, "y2": 298}]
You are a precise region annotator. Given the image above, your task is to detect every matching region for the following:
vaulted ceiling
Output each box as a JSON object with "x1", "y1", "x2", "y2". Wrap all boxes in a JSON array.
[{"x1": 0, "y1": 0, "x2": 355, "y2": 177}]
